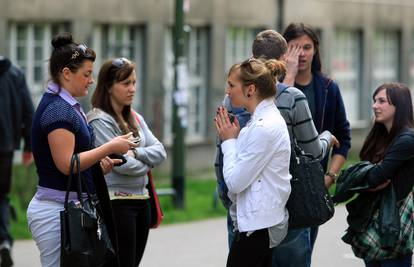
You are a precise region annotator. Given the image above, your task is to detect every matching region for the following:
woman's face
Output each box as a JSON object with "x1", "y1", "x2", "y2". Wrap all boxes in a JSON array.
[
  {"x1": 372, "y1": 89, "x2": 396, "y2": 129},
  {"x1": 288, "y1": 34, "x2": 315, "y2": 72},
  {"x1": 225, "y1": 70, "x2": 246, "y2": 108},
  {"x1": 109, "y1": 70, "x2": 137, "y2": 108},
  {"x1": 69, "y1": 60, "x2": 94, "y2": 97}
]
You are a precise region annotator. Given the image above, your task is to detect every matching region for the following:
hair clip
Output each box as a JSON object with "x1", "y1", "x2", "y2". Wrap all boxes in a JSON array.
[{"x1": 71, "y1": 50, "x2": 80, "y2": 60}]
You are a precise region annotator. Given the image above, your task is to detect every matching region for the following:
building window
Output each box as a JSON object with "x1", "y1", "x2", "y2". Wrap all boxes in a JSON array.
[
  {"x1": 93, "y1": 25, "x2": 144, "y2": 111},
  {"x1": 372, "y1": 31, "x2": 400, "y2": 91},
  {"x1": 8, "y1": 22, "x2": 69, "y2": 104},
  {"x1": 163, "y1": 27, "x2": 210, "y2": 144},
  {"x1": 331, "y1": 29, "x2": 362, "y2": 124},
  {"x1": 225, "y1": 27, "x2": 258, "y2": 72}
]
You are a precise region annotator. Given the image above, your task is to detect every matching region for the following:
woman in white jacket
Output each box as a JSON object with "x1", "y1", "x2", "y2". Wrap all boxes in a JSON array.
[{"x1": 215, "y1": 58, "x2": 291, "y2": 267}]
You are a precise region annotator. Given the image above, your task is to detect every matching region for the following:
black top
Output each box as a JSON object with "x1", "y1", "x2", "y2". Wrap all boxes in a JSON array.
[
  {"x1": 0, "y1": 58, "x2": 34, "y2": 153},
  {"x1": 367, "y1": 128, "x2": 414, "y2": 201},
  {"x1": 31, "y1": 93, "x2": 94, "y2": 192}
]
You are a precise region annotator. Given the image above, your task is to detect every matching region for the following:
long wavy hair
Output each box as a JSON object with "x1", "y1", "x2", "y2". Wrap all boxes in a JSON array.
[
  {"x1": 359, "y1": 83, "x2": 414, "y2": 162},
  {"x1": 91, "y1": 58, "x2": 139, "y2": 137}
]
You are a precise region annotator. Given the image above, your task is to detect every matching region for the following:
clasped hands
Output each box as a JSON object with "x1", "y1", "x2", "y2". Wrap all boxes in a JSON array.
[{"x1": 214, "y1": 106, "x2": 240, "y2": 141}]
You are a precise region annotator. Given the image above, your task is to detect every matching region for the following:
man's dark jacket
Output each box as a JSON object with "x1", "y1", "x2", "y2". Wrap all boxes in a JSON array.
[
  {"x1": 0, "y1": 58, "x2": 34, "y2": 153},
  {"x1": 312, "y1": 73, "x2": 351, "y2": 172}
]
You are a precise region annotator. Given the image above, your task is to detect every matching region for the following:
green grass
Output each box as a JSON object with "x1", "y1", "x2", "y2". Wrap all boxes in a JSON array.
[
  {"x1": 9, "y1": 151, "x2": 360, "y2": 240},
  {"x1": 9, "y1": 166, "x2": 226, "y2": 240}
]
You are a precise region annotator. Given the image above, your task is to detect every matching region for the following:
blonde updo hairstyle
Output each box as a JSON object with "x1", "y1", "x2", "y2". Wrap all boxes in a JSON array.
[{"x1": 228, "y1": 58, "x2": 286, "y2": 99}]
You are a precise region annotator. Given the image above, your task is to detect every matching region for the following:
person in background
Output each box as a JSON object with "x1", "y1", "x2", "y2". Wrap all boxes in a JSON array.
[
  {"x1": 282, "y1": 22, "x2": 351, "y2": 256},
  {"x1": 27, "y1": 32, "x2": 136, "y2": 267},
  {"x1": 216, "y1": 57, "x2": 291, "y2": 267},
  {"x1": 357, "y1": 83, "x2": 414, "y2": 267},
  {"x1": 87, "y1": 58, "x2": 167, "y2": 267},
  {"x1": 0, "y1": 55, "x2": 34, "y2": 267}
]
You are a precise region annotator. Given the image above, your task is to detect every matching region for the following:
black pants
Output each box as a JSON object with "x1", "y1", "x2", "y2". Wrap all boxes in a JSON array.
[
  {"x1": 0, "y1": 152, "x2": 13, "y2": 245},
  {"x1": 111, "y1": 199, "x2": 151, "y2": 267},
  {"x1": 227, "y1": 228, "x2": 272, "y2": 267}
]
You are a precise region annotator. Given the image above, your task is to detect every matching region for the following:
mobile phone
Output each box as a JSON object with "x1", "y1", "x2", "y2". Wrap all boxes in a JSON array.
[
  {"x1": 228, "y1": 112, "x2": 235, "y2": 123},
  {"x1": 130, "y1": 136, "x2": 141, "y2": 145},
  {"x1": 108, "y1": 154, "x2": 127, "y2": 166}
]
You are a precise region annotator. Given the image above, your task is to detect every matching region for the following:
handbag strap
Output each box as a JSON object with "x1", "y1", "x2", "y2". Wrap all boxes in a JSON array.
[
  {"x1": 64, "y1": 154, "x2": 94, "y2": 210},
  {"x1": 74, "y1": 154, "x2": 94, "y2": 208},
  {"x1": 131, "y1": 109, "x2": 141, "y2": 126},
  {"x1": 64, "y1": 154, "x2": 83, "y2": 209}
]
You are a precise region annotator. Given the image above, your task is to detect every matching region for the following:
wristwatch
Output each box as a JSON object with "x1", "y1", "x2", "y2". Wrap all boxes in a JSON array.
[{"x1": 325, "y1": 171, "x2": 338, "y2": 182}]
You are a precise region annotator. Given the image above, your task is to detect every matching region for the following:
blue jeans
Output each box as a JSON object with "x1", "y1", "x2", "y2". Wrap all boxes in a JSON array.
[
  {"x1": 227, "y1": 213, "x2": 235, "y2": 249},
  {"x1": 272, "y1": 228, "x2": 311, "y2": 267},
  {"x1": 364, "y1": 253, "x2": 413, "y2": 267}
]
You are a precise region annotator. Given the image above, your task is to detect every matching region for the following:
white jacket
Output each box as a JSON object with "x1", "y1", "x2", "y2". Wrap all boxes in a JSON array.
[{"x1": 221, "y1": 98, "x2": 291, "y2": 232}]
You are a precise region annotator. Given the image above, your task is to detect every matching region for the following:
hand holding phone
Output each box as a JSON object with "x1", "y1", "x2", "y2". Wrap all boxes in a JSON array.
[
  {"x1": 130, "y1": 136, "x2": 141, "y2": 145},
  {"x1": 109, "y1": 154, "x2": 127, "y2": 166}
]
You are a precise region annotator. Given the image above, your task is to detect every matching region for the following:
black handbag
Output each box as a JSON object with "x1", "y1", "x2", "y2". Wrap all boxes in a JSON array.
[
  {"x1": 60, "y1": 154, "x2": 115, "y2": 267},
  {"x1": 286, "y1": 143, "x2": 335, "y2": 229}
]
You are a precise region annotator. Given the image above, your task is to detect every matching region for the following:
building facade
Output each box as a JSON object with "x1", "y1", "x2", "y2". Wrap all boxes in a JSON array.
[{"x1": 1, "y1": 0, "x2": 414, "y2": 171}]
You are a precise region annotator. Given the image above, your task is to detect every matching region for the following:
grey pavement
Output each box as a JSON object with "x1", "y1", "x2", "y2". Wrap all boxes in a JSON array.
[{"x1": 12, "y1": 205, "x2": 364, "y2": 267}]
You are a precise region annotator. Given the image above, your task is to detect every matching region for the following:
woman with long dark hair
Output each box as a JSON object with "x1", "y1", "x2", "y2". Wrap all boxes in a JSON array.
[
  {"x1": 87, "y1": 58, "x2": 166, "y2": 267},
  {"x1": 357, "y1": 83, "x2": 414, "y2": 267}
]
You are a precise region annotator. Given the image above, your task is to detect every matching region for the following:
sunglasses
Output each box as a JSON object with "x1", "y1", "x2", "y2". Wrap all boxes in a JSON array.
[{"x1": 111, "y1": 57, "x2": 130, "y2": 68}]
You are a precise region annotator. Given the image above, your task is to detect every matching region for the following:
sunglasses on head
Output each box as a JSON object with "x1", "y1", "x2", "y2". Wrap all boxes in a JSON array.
[{"x1": 111, "y1": 57, "x2": 130, "y2": 68}]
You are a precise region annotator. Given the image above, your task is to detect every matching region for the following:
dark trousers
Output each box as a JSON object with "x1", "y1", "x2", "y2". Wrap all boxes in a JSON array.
[
  {"x1": 111, "y1": 199, "x2": 150, "y2": 267},
  {"x1": 0, "y1": 152, "x2": 13, "y2": 245},
  {"x1": 227, "y1": 228, "x2": 272, "y2": 267}
]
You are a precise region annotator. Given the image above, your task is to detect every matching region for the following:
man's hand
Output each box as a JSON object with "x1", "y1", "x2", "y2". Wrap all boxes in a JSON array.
[
  {"x1": 22, "y1": 151, "x2": 33, "y2": 167},
  {"x1": 367, "y1": 180, "x2": 391, "y2": 192},
  {"x1": 282, "y1": 43, "x2": 301, "y2": 86}
]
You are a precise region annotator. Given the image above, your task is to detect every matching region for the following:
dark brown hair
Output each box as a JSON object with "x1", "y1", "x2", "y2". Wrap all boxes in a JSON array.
[
  {"x1": 360, "y1": 83, "x2": 414, "y2": 162},
  {"x1": 91, "y1": 58, "x2": 139, "y2": 136},
  {"x1": 49, "y1": 32, "x2": 96, "y2": 87},
  {"x1": 228, "y1": 58, "x2": 286, "y2": 99},
  {"x1": 252, "y1": 30, "x2": 287, "y2": 60},
  {"x1": 283, "y1": 22, "x2": 321, "y2": 73}
]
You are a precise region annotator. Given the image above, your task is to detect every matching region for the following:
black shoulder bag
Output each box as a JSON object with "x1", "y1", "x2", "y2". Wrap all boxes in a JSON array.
[
  {"x1": 60, "y1": 154, "x2": 115, "y2": 267},
  {"x1": 286, "y1": 142, "x2": 335, "y2": 229}
]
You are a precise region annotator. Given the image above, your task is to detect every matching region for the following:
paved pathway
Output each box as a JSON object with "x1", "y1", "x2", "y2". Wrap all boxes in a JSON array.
[{"x1": 12, "y1": 205, "x2": 364, "y2": 267}]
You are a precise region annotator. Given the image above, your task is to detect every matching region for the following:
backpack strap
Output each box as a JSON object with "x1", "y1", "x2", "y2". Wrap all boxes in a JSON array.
[{"x1": 276, "y1": 82, "x2": 290, "y2": 99}]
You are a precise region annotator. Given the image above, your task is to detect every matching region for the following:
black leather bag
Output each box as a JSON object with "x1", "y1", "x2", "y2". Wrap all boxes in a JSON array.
[
  {"x1": 60, "y1": 154, "x2": 115, "y2": 267},
  {"x1": 286, "y1": 143, "x2": 335, "y2": 229}
]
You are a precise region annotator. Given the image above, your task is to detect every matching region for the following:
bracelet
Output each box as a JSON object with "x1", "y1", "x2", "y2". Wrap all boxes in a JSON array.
[{"x1": 325, "y1": 171, "x2": 338, "y2": 182}]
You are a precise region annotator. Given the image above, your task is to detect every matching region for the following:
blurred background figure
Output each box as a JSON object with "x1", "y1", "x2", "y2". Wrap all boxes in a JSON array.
[{"x1": 0, "y1": 55, "x2": 34, "y2": 267}]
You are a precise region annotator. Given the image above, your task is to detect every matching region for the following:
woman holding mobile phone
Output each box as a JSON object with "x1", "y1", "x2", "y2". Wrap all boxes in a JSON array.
[
  {"x1": 87, "y1": 57, "x2": 166, "y2": 267},
  {"x1": 27, "y1": 32, "x2": 136, "y2": 267}
]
